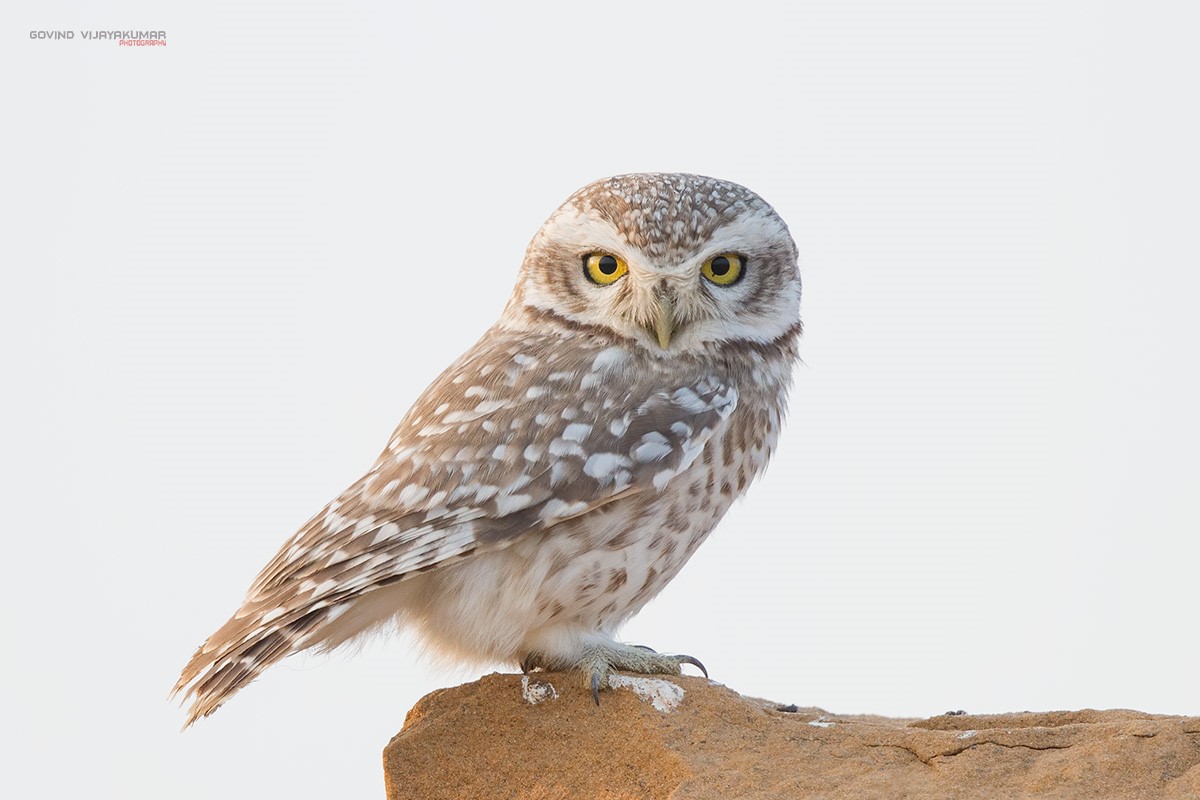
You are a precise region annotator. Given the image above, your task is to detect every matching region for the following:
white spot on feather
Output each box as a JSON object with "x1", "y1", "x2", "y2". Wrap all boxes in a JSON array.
[
  {"x1": 562, "y1": 422, "x2": 592, "y2": 442},
  {"x1": 494, "y1": 493, "x2": 533, "y2": 514},
  {"x1": 473, "y1": 485, "x2": 499, "y2": 503},
  {"x1": 652, "y1": 468, "x2": 676, "y2": 490},
  {"x1": 634, "y1": 437, "x2": 673, "y2": 463},
  {"x1": 504, "y1": 473, "x2": 533, "y2": 493},
  {"x1": 672, "y1": 387, "x2": 708, "y2": 413},
  {"x1": 584, "y1": 452, "x2": 632, "y2": 481},
  {"x1": 591, "y1": 347, "x2": 627, "y2": 371},
  {"x1": 372, "y1": 522, "x2": 400, "y2": 546},
  {"x1": 540, "y1": 498, "x2": 589, "y2": 520},
  {"x1": 397, "y1": 485, "x2": 430, "y2": 506},
  {"x1": 548, "y1": 438, "x2": 584, "y2": 457},
  {"x1": 549, "y1": 461, "x2": 572, "y2": 487},
  {"x1": 609, "y1": 415, "x2": 631, "y2": 437},
  {"x1": 474, "y1": 399, "x2": 510, "y2": 414},
  {"x1": 323, "y1": 604, "x2": 349, "y2": 625}
]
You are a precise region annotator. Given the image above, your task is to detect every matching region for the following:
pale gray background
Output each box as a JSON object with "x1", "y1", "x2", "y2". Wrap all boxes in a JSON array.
[{"x1": 2, "y1": 1, "x2": 1198, "y2": 798}]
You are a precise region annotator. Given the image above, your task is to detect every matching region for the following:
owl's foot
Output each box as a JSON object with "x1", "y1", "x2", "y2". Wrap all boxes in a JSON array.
[{"x1": 521, "y1": 641, "x2": 707, "y2": 704}]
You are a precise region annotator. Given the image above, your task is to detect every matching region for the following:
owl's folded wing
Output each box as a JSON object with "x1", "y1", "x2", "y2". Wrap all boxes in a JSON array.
[{"x1": 248, "y1": 371, "x2": 738, "y2": 602}]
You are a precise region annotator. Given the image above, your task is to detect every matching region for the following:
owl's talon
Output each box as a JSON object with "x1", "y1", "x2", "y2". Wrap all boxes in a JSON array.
[
  {"x1": 591, "y1": 672, "x2": 602, "y2": 705},
  {"x1": 631, "y1": 644, "x2": 658, "y2": 653},
  {"x1": 676, "y1": 654, "x2": 708, "y2": 678}
]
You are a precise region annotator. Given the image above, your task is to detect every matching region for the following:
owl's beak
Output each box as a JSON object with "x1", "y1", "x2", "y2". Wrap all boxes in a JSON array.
[{"x1": 653, "y1": 295, "x2": 675, "y2": 348}]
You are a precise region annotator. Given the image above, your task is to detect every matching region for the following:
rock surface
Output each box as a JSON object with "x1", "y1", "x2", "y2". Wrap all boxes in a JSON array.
[{"x1": 383, "y1": 672, "x2": 1200, "y2": 799}]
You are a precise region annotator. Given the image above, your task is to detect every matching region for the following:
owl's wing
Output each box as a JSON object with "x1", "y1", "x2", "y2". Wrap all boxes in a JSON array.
[
  {"x1": 174, "y1": 336, "x2": 736, "y2": 722},
  {"x1": 248, "y1": 352, "x2": 738, "y2": 602}
]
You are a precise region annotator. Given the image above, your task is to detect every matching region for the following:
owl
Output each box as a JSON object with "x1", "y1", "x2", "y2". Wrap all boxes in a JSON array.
[{"x1": 173, "y1": 173, "x2": 802, "y2": 726}]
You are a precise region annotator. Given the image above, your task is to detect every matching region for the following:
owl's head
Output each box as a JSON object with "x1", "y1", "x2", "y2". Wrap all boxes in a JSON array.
[{"x1": 508, "y1": 173, "x2": 801, "y2": 356}]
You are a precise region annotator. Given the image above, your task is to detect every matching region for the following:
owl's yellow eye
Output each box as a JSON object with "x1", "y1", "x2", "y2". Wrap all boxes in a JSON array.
[
  {"x1": 584, "y1": 253, "x2": 628, "y2": 285},
  {"x1": 701, "y1": 254, "x2": 744, "y2": 286}
]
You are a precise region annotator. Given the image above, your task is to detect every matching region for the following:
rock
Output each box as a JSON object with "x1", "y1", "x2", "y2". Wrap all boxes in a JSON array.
[{"x1": 383, "y1": 672, "x2": 1200, "y2": 799}]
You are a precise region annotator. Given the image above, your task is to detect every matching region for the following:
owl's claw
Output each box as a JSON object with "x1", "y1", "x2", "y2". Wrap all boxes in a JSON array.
[
  {"x1": 572, "y1": 643, "x2": 709, "y2": 706},
  {"x1": 676, "y1": 654, "x2": 708, "y2": 679},
  {"x1": 528, "y1": 641, "x2": 707, "y2": 705}
]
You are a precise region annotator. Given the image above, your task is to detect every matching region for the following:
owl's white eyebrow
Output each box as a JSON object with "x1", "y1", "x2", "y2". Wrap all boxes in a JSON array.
[
  {"x1": 703, "y1": 211, "x2": 791, "y2": 255},
  {"x1": 538, "y1": 207, "x2": 629, "y2": 254}
]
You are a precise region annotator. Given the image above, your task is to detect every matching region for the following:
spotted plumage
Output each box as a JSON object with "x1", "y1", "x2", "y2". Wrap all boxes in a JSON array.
[{"x1": 173, "y1": 173, "x2": 802, "y2": 725}]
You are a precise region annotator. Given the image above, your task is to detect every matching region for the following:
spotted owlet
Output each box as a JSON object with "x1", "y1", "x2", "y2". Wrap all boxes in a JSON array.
[{"x1": 173, "y1": 173, "x2": 802, "y2": 726}]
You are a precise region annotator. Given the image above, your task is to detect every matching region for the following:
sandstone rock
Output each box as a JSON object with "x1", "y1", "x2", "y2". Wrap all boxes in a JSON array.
[{"x1": 383, "y1": 672, "x2": 1200, "y2": 799}]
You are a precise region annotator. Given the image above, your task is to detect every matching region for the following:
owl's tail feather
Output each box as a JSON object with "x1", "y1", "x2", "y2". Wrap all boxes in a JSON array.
[{"x1": 172, "y1": 601, "x2": 334, "y2": 729}]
